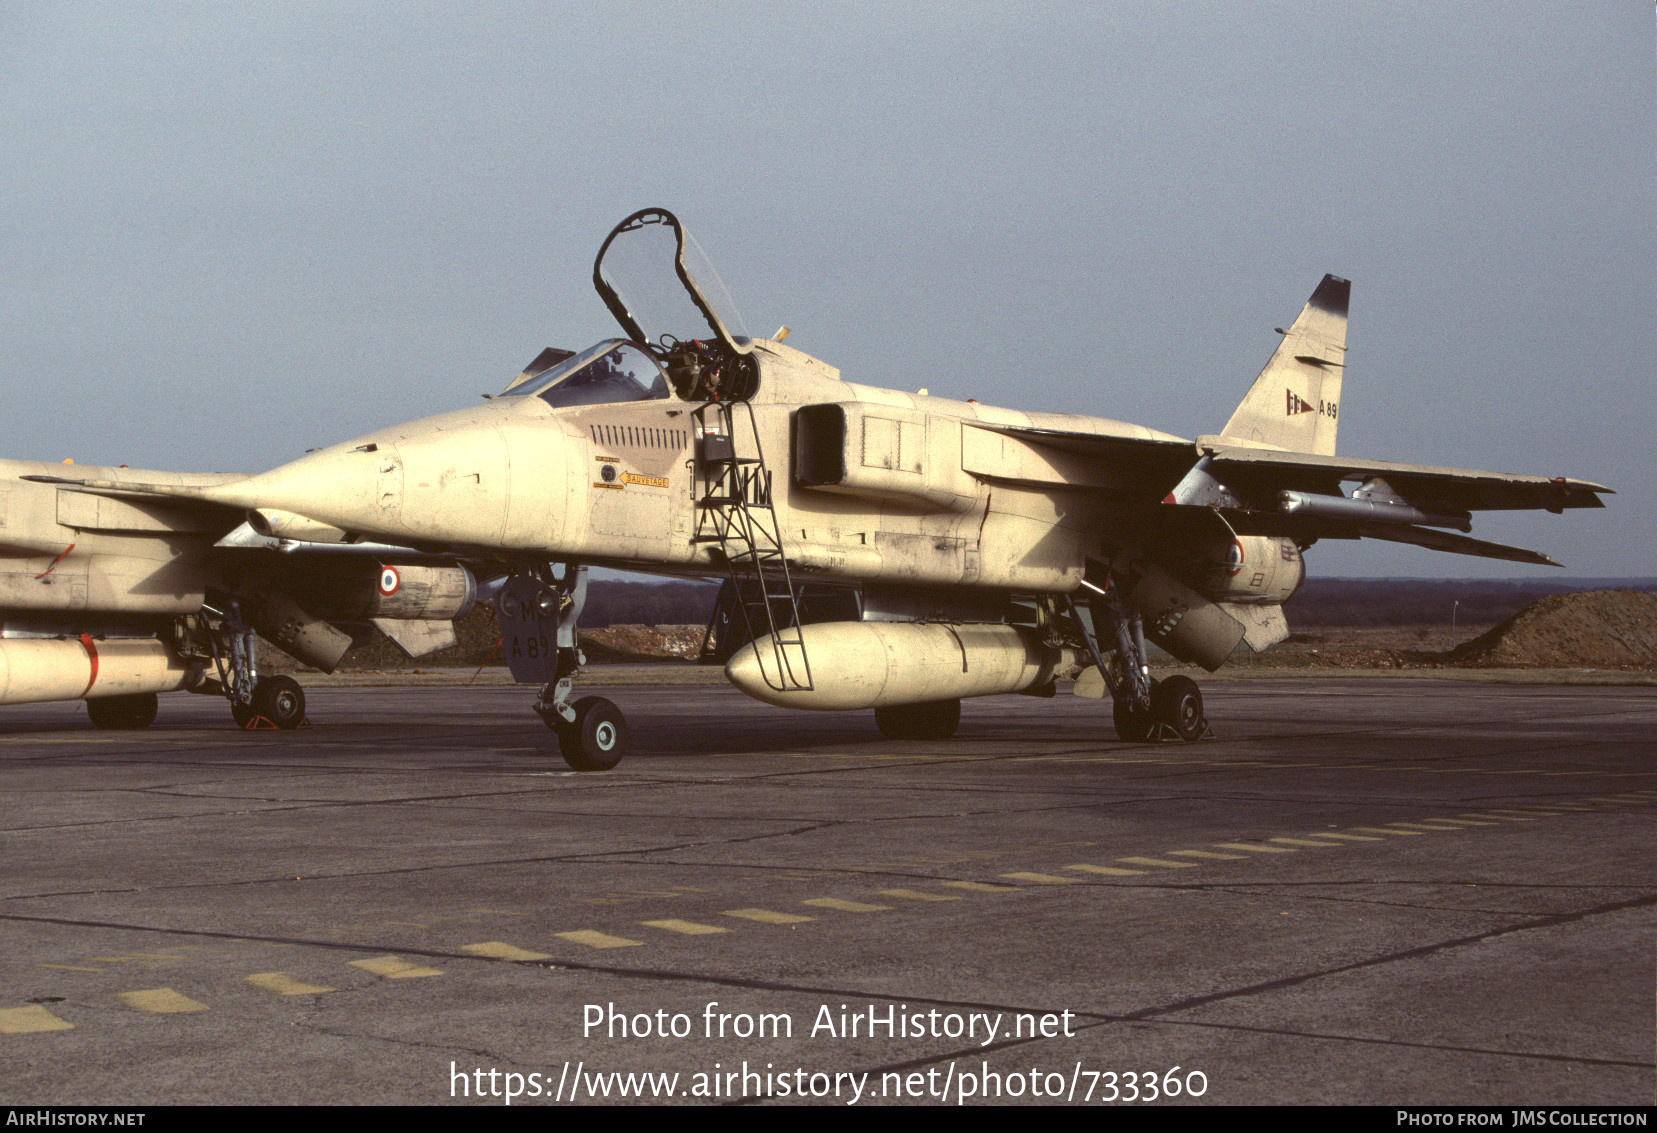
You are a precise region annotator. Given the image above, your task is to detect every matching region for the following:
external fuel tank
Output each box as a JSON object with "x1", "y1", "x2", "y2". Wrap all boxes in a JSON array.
[{"x1": 724, "y1": 621, "x2": 1085, "y2": 711}]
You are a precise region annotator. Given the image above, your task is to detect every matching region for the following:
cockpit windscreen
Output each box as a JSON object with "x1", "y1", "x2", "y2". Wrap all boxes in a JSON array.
[{"x1": 500, "y1": 340, "x2": 671, "y2": 407}]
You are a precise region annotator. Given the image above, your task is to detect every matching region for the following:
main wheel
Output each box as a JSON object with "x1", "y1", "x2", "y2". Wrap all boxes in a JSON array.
[
  {"x1": 558, "y1": 696, "x2": 627, "y2": 771},
  {"x1": 1112, "y1": 693, "x2": 1155, "y2": 742},
  {"x1": 874, "y1": 699, "x2": 961, "y2": 740},
  {"x1": 252, "y1": 675, "x2": 307, "y2": 730},
  {"x1": 87, "y1": 692, "x2": 159, "y2": 730},
  {"x1": 1151, "y1": 674, "x2": 1205, "y2": 742}
]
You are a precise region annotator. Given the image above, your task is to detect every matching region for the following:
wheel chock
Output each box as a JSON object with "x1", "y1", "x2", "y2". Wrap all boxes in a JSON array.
[
  {"x1": 239, "y1": 714, "x2": 308, "y2": 731},
  {"x1": 1145, "y1": 719, "x2": 1216, "y2": 743}
]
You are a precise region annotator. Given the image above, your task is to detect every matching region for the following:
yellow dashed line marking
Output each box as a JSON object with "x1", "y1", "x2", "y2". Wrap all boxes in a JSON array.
[
  {"x1": 1422, "y1": 818, "x2": 1497, "y2": 826},
  {"x1": 554, "y1": 931, "x2": 644, "y2": 950},
  {"x1": 1388, "y1": 823, "x2": 1466, "y2": 831},
  {"x1": 0, "y1": 1005, "x2": 73, "y2": 1034},
  {"x1": 1349, "y1": 827, "x2": 1425, "y2": 836},
  {"x1": 722, "y1": 908, "x2": 814, "y2": 925},
  {"x1": 458, "y1": 942, "x2": 552, "y2": 962},
  {"x1": 1000, "y1": 872, "x2": 1081, "y2": 885},
  {"x1": 1213, "y1": 842, "x2": 1296, "y2": 853},
  {"x1": 1116, "y1": 856, "x2": 1200, "y2": 869},
  {"x1": 640, "y1": 919, "x2": 731, "y2": 935},
  {"x1": 1302, "y1": 833, "x2": 1382, "y2": 843},
  {"x1": 1064, "y1": 864, "x2": 1147, "y2": 876},
  {"x1": 36, "y1": 964, "x2": 105, "y2": 973},
  {"x1": 940, "y1": 881, "x2": 1017, "y2": 893},
  {"x1": 115, "y1": 988, "x2": 208, "y2": 1014},
  {"x1": 1459, "y1": 813, "x2": 1534, "y2": 821},
  {"x1": 244, "y1": 973, "x2": 335, "y2": 996},
  {"x1": 803, "y1": 898, "x2": 890, "y2": 913},
  {"x1": 1491, "y1": 809, "x2": 1565, "y2": 816},
  {"x1": 1167, "y1": 850, "x2": 1246, "y2": 860},
  {"x1": 1267, "y1": 838, "x2": 1343, "y2": 848},
  {"x1": 349, "y1": 955, "x2": 444, "y2": 978},
  {"x1": 877, "y1": 889, "x2": 961, "y2": 902}
]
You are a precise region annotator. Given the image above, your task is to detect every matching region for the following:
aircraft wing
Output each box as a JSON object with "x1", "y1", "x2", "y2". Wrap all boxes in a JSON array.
[
  {"x1": 968, "y1": 427, "x2": 1610, "y2": 512},
  {"x1": 19, "y1": 473, "x2": 248, "y2": 516},
  {"x1": 1215, "y1": 507, "x2": 1566, "y2": 566},
  {"x1": 964, "y1": 424, "x2": 1198, "y2": 497},
  {"x1": 1195, "y1": 441, "x2": 1610, "y2": 513},
  {"x1": 968, "y1": 428, "x2": 1609, "y2": 567}
]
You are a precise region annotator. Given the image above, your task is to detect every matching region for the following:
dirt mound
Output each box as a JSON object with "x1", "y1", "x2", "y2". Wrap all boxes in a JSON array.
[
  {"x1": 1445, "y1": 589, "x2": 1657, "y2": 670},
  {"x1": 578, "y1": 625, "x2": 705, "y2": 663}
]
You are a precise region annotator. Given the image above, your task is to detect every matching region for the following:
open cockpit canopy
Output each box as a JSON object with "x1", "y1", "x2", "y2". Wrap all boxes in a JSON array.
[
  {"x1": 506, "y1": 210, "x2": 760, "y2": 404},
  {"x1": 593, "y1": 208, "x2": 751, "y2": 356}
]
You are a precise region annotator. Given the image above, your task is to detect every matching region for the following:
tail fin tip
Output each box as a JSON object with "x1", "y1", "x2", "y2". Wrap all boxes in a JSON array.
[
  {"x1": 1309, "y1": 274, "x2": 1350, "y2": 317},
  {"x1": 1217, "y1": 274, "x2": 1349, "y2": 456}
]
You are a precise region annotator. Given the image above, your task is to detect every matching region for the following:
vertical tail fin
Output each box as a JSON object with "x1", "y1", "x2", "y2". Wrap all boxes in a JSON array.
[{"x1": 1218, "y1": 274, "x2": 1348, "y2": 455}]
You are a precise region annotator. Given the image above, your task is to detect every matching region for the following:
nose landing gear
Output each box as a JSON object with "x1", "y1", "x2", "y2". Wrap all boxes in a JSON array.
[{"x1": 498, "y1": 562, "x2": 632, "y2": 771}]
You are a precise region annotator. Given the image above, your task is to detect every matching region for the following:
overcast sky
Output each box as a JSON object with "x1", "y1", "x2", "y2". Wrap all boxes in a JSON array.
[{"x1": 2, "y1": 2, "x2": 1651, "y2": 578}]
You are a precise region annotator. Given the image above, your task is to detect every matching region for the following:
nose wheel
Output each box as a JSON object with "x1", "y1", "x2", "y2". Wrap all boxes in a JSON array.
[{"x1": 552, "y1": 696, "x2": 628, "y2": 771}]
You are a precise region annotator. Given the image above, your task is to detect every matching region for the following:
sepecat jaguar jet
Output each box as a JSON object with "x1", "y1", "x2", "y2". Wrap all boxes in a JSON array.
[{"x1": 33, "y1": 208, "x2": 1610, "y2": 768}]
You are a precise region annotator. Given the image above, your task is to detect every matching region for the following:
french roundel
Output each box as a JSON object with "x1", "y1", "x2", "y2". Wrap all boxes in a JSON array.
[
  {"x1": 1225, "y1": 539, "x2": 1245, "y2": 576},
  {"x1": 378, "y1": 566, "x2": 401, "y2": 595}
]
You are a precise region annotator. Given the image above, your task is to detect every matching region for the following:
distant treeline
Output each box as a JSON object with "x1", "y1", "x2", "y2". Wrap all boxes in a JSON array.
[
  {"x1": 321, "y1": 576, "x2": 1656, "y2": 670},
  {"x1": 583, "y1": 581, "x2": 719, "y2": 627},
  {"x1": 1283, "y1": 578, "x2": 1657, "y2": 627},
  {"x1": 580, "y1": 578, "x2": 1657, "y2": 629}
]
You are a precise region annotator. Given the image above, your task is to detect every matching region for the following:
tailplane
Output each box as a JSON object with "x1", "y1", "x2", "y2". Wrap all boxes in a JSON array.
[{"x1": 1218, "y1": 274, "x2": 1348, "y2": 455}]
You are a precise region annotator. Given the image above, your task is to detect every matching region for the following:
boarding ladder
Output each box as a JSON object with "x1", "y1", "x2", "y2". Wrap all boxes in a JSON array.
[{"x1": 691, "y1": 400, "x2": 813, "y2": 692}]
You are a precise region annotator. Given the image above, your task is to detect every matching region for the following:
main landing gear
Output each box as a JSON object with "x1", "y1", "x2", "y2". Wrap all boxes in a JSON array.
[
  {"x1": 875, "y1": 698, "x2": 962, "y2": 741},
  {"x1": 1074, "y1": 574, "x2": 1211, "y2": 744},
  {"x1": 191, "y1": 602, "x2": 309, "y2": 731},
  {"x1": 497, "y1": 563, "x2": 630, "y2": 771},
  {"x1": 86, "y1": 692, "x2": 160, "y2": 730}
]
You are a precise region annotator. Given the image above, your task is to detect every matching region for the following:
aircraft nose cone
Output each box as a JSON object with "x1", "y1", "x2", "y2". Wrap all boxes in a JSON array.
[
  {"x1": 205, "y1": 445, "x2": 389, "y2": 535},
  {"x1": 202, "y1": 401, "x2": 567, "y2": 552}
]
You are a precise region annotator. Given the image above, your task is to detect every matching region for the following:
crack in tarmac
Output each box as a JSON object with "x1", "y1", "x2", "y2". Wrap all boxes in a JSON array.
[{"x1": 719, "y1": 889, "x2": 1657, "y2": 1102}]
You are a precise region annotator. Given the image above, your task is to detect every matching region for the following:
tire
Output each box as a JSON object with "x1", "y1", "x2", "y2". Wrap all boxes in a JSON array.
[
  {"x1": 874, "y1": 699, "x2": 961, "y2": 741},
  {"x1": 231, "y1": 700, "x2": 257, "y2": 729},
  {"x1": 87, "y1": 692, "x2": 158, "y2": 730},
  {"x1": 1151, "y1": 674, "x2": 1205, "y2": 742},
  {"x1": 253, "y1": 675, "x2": 307, "y2": 730},
  {"x1": 558, "y1": 696, "x2": 627, "y2": 771},
  {"x1": 1112, "y1": 694, "x2": 1155, "y2": 742}
]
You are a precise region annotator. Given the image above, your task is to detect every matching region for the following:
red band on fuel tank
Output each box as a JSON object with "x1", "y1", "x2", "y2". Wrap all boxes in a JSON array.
[{"x1": 79, "y1": 634, "x2": 99, "y2": 698}]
